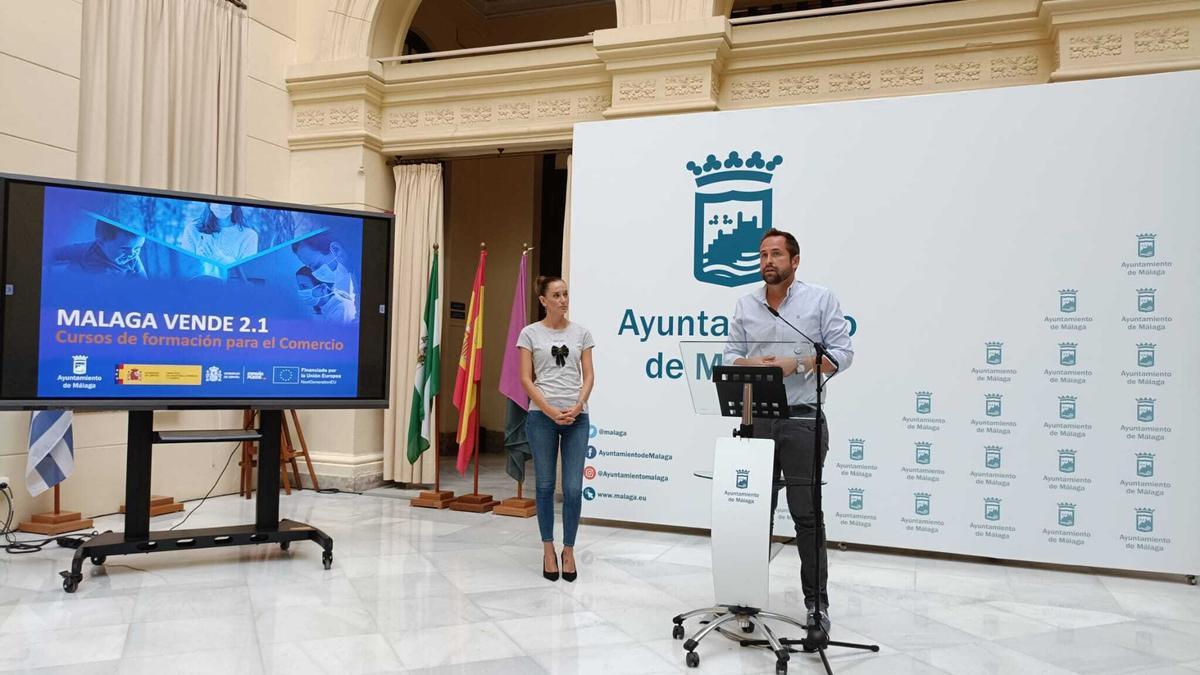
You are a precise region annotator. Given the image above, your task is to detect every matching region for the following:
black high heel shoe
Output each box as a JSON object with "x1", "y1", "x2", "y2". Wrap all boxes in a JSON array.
[
  {"x1": 561, "y1": 552, "x2": 577, "y2": 583},
  {"x1": 543, "y1": 554, "x2": 559, "y2": 582}
]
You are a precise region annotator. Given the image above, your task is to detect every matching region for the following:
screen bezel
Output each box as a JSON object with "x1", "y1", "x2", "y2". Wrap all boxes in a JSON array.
[{"x1": 0, "y1": 173, "x2": 395, "y2": 411}]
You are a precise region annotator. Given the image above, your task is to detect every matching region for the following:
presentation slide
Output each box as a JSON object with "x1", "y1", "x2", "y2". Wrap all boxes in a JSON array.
[{"x1": 37, "y1": 185, "x2": 365, "y2": 399}]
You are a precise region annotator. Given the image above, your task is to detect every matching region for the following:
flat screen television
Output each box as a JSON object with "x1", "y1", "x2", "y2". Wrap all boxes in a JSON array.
[{"x1": 0, "y1": 174, "x2": 395, "y2": 410}]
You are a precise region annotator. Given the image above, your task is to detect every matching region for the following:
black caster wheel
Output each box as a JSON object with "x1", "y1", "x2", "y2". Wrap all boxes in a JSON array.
[
  {"x1": 90, "y1": 555, "x2": 106, "y2": 565},
  {"x1": 322, "y1": 551, "x2": 333, "y2": 570},
  {"x1": 672, "y1": 624, "x2": 685, "y2": 640},
  {"x1": 685, "y1": 652, "x2": 699, "y2": 668},
  {"x1": 775, "y1": 658, "x2": 788, "y2": 674},
  {"x1": 742, "y1": 620, "x2": 755, "y2": 634},
  {"x1": 61, "y1": 574, "x2": 81, "y2": 593},
  {"x1": 280, "y1": 541, "x2": 290, "y2": 551}
]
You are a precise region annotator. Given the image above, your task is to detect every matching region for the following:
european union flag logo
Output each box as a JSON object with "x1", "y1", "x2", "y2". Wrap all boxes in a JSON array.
[{"x1": 272, "y1": 366, "x2": 300, "y2": 384}]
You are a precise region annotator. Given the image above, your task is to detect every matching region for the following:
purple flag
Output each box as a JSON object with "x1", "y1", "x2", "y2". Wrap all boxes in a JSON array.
[{"x1": 498, "y1": 250, "x2": 529, "y2": 409}]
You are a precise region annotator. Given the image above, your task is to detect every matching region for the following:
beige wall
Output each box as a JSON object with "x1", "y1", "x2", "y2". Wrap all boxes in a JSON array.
[
  {"x1": 59, "y1": 410, "x2": 246, "y2": 519},
  {"x1": 239, "y1": 10, "x2": 384, "y2": 488},
  {"x1": 245, "y1": 0, "x2": 299, "y2": 203},
  {"x1": 0, "y1": 0, "x2": 81, "y2": 180},
  {"x1": 0, "y1": 0, "x2": 83, "y2": 520}
]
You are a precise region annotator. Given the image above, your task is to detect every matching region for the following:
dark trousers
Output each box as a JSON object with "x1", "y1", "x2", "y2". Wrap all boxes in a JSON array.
[{"x1": 754, "y1": 415, "x2": 830, "y2": 609}]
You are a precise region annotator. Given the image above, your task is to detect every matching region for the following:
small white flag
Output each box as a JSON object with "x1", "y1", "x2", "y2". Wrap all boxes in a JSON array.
[{"x1": 26, "y1": 410, "x2": 75, "y2": 496}]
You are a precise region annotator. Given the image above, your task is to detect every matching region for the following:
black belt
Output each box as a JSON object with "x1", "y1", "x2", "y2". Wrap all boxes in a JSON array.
[{"x1": 788, "y1": 404, "x2": 818, "y2": 417}]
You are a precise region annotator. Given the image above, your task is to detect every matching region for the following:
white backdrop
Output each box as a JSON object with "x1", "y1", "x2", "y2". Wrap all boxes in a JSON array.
[{"x1": 570, "y1": 71, "x2": 1200, "y2": 574}]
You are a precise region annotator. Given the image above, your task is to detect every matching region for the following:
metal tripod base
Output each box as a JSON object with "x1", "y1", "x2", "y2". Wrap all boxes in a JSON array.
[{"x1": 743, "y1": 632, "x2": 881, "y2": 675}]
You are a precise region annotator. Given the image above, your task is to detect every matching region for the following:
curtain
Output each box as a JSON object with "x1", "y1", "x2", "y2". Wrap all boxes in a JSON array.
[
  {"x1": 384, "y1": 164, "x2": 445, "y2": 484},
  {"x1": 78, "y1": 0, "x2": 247, "y2": 195}
]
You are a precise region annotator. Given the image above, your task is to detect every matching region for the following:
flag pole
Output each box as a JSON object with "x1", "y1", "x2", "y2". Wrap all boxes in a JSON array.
[
  {"x1": 473, "y1": 241, "x2": 485, "y2": 499},
  {"x1": 473, "y1": 388, "x2": 482, "y2": 497},
  {"x1": 433, "y1": 398, "x2": 441, "y2": 494},
  {"x1": 451, "y1": 242, "x2": 498, "y2": 513},
  {"x1": 413, "y1": 243, "x2": 455, "y2": 509},
  {"x1": 412, "y1": 393, "x2": 455, "y2": 508},
  {"x1": 495, "y1": 244, "x2": 537, "y2": 518}
]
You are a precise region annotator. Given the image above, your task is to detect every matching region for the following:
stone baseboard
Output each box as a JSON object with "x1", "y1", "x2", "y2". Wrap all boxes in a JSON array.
[{"x1": 290, "y1": 471, "x2": 385, "y2": 493}]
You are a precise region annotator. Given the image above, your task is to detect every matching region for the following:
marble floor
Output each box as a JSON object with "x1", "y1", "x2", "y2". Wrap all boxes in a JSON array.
[{"x1": 1, "y1": 489, "x2": 1198, "y2": 674}]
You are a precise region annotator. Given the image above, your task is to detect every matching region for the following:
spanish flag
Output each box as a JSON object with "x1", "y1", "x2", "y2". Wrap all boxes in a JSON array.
[{"x1": 453, "y1": 248, "x2": 487, "y2": 474}]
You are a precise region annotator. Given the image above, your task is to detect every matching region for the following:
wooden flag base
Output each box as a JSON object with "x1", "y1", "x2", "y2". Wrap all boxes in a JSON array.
[
  {"x1": 120, "y1": 495, "x2": 185, "y2": 518},
  {"x1": 449, "y1": 492, "x2": 498, "y2": 513},
  {"x1": 494, "y1": 497, "x2": 536, "y2": 518},
  {"x1": 411, "y1": 490, "x2": 455, "y2": 509},
  {"x1": 19, "y1": 510, "x2": 94, "y2": 536}
]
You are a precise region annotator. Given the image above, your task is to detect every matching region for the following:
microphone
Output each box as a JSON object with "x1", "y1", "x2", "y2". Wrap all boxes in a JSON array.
[{"x1": 764, "y1": 304, "x2": 840, "y2": 372}]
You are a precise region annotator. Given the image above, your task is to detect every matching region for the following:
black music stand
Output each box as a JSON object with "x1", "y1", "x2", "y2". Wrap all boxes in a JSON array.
[{"x1": 713, "y1": 364, "x2": 790, "y2": 437}]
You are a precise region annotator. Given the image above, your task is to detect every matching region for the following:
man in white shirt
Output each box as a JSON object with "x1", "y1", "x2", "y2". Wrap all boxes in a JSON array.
[{"x1": 722, "y1": 228, "x2": 854, "y2": 635}]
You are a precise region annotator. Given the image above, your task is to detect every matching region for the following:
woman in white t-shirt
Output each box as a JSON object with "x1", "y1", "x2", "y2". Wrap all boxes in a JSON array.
[
  {"x1": 178, "y1": 203, "x2": 258, "y2": 278},
  {"x1": 518, "y1": 276, "x2": 595, "y2": 582}
]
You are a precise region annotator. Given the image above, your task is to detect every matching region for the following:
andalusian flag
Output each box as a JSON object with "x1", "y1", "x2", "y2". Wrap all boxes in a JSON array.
[
  {"x1": 406, "y1": 248, "x2": 440, "y2": 463},
  {"x1": 453, "y1": 248, "x2": 487, "y2": 474}
]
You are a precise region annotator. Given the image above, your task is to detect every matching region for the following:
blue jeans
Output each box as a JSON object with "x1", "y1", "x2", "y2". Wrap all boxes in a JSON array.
[{"x1": 526, "y1": 410, "x2": 589, "y2": 547}]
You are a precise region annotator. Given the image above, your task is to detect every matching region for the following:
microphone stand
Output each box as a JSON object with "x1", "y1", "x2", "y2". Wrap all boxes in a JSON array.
[{"x1": 765, "y1": 305, "x2": 878, "y2": 674}]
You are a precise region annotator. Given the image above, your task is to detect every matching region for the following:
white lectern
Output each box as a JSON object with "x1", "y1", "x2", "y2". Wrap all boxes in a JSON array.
[{"x1": 671, "y1": 344, "x2": 811, "y2": 674}]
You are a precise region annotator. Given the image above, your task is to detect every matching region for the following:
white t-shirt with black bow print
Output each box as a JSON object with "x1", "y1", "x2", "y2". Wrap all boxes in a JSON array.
[{"x1": 516, "y1": 321, "x2": 595, "y2": 413}]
